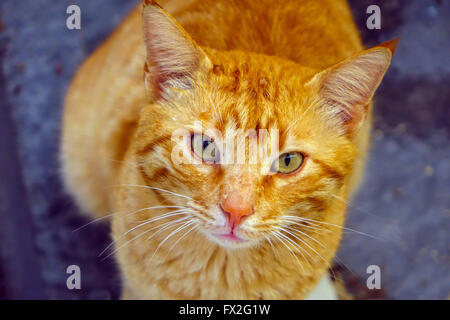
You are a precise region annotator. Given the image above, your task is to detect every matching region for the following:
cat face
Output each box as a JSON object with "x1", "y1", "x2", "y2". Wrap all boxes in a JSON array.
[
  {"x1": 137, "y1": 52, "x2": 350, "y2": 249},
  {"x1": 133, "y1": 3, "x2": 395, "y2": 249}
]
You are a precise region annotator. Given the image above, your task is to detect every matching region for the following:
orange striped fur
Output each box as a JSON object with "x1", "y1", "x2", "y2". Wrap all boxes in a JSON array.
[{"x1": 61, "y1": 0, "x2": 396, "y2": 299}]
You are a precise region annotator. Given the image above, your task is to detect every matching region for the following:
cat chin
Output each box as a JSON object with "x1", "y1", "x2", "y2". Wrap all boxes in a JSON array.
[{"x1": 202, "y1": 231, "x2": 259, "y2": 250}]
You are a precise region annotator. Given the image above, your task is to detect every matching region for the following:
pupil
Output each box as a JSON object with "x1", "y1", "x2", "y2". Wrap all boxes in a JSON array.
[
  {"x1": 284, "y1": 154, "x2": 291, "y2": 166},
  {"x1": 203, "y1": 140, "x2": 210, "y2": 150}
]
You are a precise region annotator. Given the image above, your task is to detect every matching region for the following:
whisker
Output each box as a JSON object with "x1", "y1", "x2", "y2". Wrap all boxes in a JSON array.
[
  {"x1": 284, "y1": 96, "x2": 321, "y2": 136},
  {"x1": 72, "y1": 205, "x2": 187, "y2": 232},
  {"x1": 264, "y1": 236, "x2": 280, "y2": 260},
  {"x1": 98, "y1": 209, "x2": 191, "y2": 257},
  {"x1": 73, "y1": 213, "x2": 116, "y2": 233},
  {"x1": 264, "y1": 236, "x2": 281, "y2": 260},
  {"x1": 150, "y1": 221, "x2": 195, "y2": 261},
  {"x1": 331, "y1": 255, "x2": 356, "y2": 277},
  {"x1": 284, "y1": 225, "x2": 325, "y2": 249},
  {"x1": 145, "y1": 217, "x2": 191, "y2": 242},
  {"x1": 207, "y1": 92, "x2": 223, "y2": 125},
  {"x1": 283, "y1": 215, "x2": 382, "y2": 241},
  {"x1": 282, "y1": 216, "x2": 334, "y2": 235},
  {"x1": 272, "y1": 231, "x2": 305, "y2": 272},
  {"x1": 283, "y1": 218, "x2": 356, "y2": 276},
  {"x1": 282, "y1": 215, "x2": 327, "y2": 228},
  {"x1": 276, "y1": 230, "x2": 313, "y2": 270},
  {"x1": 167, "y1": 223, "x2": 200, "y2": 254},
  {"x1": 196, "y1": 81, "x2": 223, "y2": 125},
  {"x1": 113, "y1": 184, "x2": 194, "y2": 201},
  {"x1": 280, "y1": 219, "x2": 332, "y2": 235},
  {"x1": 280, "y1": 227, "x2": 337, "y2": 279},
  {"x1": 130, "y1": 206, "x2": 190, "y2": 224},
  {"x1": 331, "y1": 194, "x2": 379, "y2": 219},
  {"x1": 101, "y1": 216, "x2": 190, "y2": 261}
]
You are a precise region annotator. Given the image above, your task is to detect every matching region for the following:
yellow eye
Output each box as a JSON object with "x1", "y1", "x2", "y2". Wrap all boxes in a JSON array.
[
  {"x1": 191, "y1": 134, "x2": 220, "y2": 163},
  {"x1": 272, "y1": 152, "x2": 304, "y2": 174}
]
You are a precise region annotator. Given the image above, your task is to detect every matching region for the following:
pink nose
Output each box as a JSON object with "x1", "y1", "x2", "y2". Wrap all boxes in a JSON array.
[{"x1": 220, "y1": 192, "x2": 254, "y2": 228}]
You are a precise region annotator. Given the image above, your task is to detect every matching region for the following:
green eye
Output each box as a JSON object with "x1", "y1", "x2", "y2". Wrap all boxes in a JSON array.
[
  {"x1": 272, "y1": 152, "x2": 304, "y2": 174},
  {"x1": 191, "y1": 134, "x2": 220, "y2": 163}
]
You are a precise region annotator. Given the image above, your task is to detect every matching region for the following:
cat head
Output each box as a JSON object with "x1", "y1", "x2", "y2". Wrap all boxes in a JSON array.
[{"x1": 134, "y1": 2, "x2": 397, "y2": 249}]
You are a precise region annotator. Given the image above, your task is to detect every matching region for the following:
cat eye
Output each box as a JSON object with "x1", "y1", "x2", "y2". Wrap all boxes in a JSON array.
[
  {"x1": 191, "y1": 134, "x2": 220, "y2": 163},
  {"x1": 272, "y1": 152, "x2": 304, "y2": 174}
]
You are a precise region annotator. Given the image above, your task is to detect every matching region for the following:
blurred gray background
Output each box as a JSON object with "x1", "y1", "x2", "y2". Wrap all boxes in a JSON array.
[{"x1": 0, "y1": 0, "x2": 448, "y2": 299}]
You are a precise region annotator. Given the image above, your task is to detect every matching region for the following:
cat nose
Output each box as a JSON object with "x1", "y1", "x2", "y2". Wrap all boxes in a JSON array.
[{"x1": 220, "y1": 191, "x2": 254, "y2": 228}]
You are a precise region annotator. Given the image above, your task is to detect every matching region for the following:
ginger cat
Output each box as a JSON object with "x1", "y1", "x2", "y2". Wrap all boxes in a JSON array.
[{"x1": 61, "y1": 0, "x2": 397, "y2": 299}]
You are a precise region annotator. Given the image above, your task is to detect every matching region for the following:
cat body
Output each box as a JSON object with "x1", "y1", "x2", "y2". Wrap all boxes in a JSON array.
[{"x1": 62, "y1": 0, "x2": 395, "y2": 299}]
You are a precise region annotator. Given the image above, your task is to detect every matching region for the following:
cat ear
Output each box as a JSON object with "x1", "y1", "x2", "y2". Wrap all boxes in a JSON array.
[
  {"x1": 308, "y1": 38, "x2": 399, "y2": 135},
  {"x1": 142, "y1": 1, "x2": 210, "y2": 98}
]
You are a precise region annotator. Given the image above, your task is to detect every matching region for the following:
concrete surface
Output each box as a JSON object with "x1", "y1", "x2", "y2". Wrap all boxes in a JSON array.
[{"x1": 0, "y1": 0, "x2": 448, "y2": 299}]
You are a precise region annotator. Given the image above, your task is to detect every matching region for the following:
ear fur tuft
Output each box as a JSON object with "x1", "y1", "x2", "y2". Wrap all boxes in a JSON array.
[
  {"x1": 142, "y1": 2, "x2": 209, "y2": 99},
  {"x1": 309, "y1": 39, "x2": 397, "y2": 134}
]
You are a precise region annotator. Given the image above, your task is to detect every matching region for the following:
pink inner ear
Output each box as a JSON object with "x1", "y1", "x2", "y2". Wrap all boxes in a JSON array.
[
  {"x1": 320, "y1": 49, "x2": 391, "y2": 131},
  {"x1": 142, "y1": 6, "x2": 200, "y2": 93}
]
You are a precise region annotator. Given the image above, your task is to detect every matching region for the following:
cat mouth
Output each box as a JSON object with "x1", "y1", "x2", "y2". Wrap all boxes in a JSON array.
[{"x1": 214, "y1": 231, "x2": 247, "y2": 242}]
